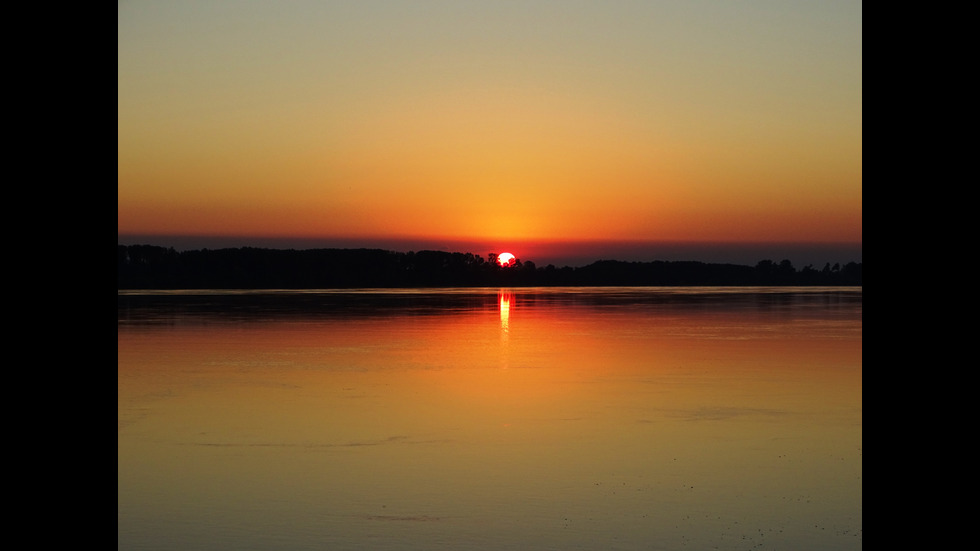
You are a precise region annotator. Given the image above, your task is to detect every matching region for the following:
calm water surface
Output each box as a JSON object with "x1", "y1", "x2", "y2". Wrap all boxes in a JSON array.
[{"x1": 118, "y1": 287, "x2": 862, "y2": 550}]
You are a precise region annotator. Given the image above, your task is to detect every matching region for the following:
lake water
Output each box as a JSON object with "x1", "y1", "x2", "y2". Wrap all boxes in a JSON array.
[{"x1": 118, "y1": 287, "x2": 862, "y2": 550}]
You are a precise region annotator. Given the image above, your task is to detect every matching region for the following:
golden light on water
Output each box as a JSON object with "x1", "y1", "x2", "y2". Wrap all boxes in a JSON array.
[
  {"x1": 499, "y1": 291, "x2": 511, "y2": 335},
  {"x1": 119, "y1": 289, "x2": 862, "y2": 550}
]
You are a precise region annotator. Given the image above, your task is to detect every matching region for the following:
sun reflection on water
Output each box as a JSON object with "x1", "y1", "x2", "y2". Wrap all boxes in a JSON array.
[{"x1": 499, "y1": 290, "x2": 511, "y2": 336}]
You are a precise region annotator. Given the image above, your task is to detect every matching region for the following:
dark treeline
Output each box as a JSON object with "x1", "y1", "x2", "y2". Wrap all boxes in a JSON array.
[{"x1": 118, "y1": 245, "x2": 862, "y2": 289}]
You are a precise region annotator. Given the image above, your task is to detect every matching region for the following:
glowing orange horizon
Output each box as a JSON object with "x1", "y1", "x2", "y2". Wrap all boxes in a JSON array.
[{"x1": 118, "y1": 4, "x2": 861, "y2": 262}]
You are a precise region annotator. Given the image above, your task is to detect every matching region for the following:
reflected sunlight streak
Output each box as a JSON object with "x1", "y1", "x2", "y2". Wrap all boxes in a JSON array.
[
  {"x1": 499, "y1": 290, "x2": 511, "y2": 337},
  {"x1": 499, "y1": 290, "x2": 511, "y2": 370}
]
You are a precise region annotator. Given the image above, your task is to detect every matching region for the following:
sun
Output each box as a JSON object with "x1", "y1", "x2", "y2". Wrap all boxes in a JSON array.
[{"x1": 497, "y1": 252, "x2": 516, "y2": 267}]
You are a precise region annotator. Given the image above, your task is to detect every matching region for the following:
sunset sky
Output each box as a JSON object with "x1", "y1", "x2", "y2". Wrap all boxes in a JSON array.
[{"x1": 118, "y1": 1, "x2": 861, "y2": 267}]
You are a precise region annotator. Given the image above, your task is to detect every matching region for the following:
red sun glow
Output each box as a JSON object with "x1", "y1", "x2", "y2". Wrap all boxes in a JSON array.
[{"x1": 497, "y1": 252, "x2": 516, "y2": 266}]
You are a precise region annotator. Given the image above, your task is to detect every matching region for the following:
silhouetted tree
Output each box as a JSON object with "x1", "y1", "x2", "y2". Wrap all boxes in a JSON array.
[{"x1": 118, "y1": 244, "x2": 860, "y2": 289}]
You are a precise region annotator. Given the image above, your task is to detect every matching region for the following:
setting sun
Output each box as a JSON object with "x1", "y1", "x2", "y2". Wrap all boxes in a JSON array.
[{"x1": 498, "y1": 252, "x2": 516, "y2": 267}]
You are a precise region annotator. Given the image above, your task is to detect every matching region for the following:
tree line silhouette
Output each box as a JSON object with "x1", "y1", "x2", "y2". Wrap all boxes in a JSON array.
[{"x1": 118, "y1": 244, "x2": 862, "y2": 289}]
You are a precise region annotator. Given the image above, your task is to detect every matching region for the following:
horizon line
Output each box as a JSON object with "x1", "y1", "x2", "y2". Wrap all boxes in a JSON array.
[{"x1": 118, "y1": 234, "x2": 862, "y2": 269}]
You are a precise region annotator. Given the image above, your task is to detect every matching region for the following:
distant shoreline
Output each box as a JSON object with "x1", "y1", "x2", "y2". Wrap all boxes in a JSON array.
[
  {"x1": 118, "y1": 245, "x2": 862, "y2": 289},
  {"x1": 117, "y1": 235, "x2": 862, "y2": 269}
]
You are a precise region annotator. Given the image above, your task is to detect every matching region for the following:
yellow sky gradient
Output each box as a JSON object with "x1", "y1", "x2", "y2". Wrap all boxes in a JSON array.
[{"x1": 118, "y1": 1, "x2": 861, "y2": 258}]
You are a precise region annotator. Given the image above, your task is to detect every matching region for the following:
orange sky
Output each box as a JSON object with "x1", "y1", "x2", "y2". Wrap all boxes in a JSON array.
[{"x1": 118, "y1": 1, "x2": 861, "y2": 263}]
